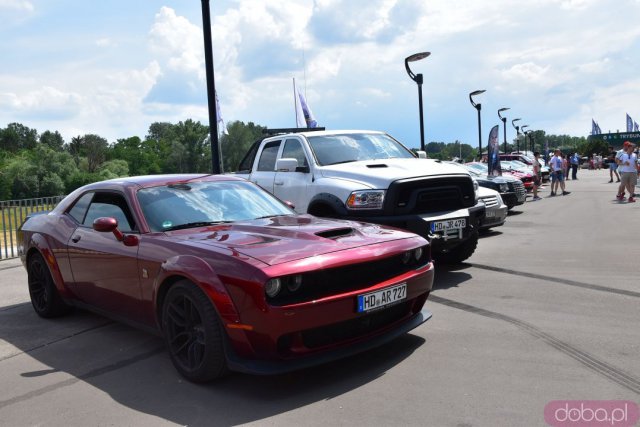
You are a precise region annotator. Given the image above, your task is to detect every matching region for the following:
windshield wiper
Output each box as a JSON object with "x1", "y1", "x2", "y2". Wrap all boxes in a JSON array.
[
  {"x1": 326, "y1": 159, "x2": 357, "y2": 166},
  {"x1": 163, "y1": 221, "x2": 231, "y2": 231}
]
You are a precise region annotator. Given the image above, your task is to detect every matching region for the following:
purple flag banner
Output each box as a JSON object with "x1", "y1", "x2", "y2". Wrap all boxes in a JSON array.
[
  {"x1": 592, "y1": 119, "x2": 598, "y2": 135},
  {"x1": 626, "y1": 113, "x2": 633, "y2": 132},
  {"x1": 487, "y1": 125, "x2": 501, "y2": 176},
  {"x1": 635, "y1": 121, "x2": 639, "y2": 132},
  {"x1": 596, "y1": 122, "x2": 602, "y2": 134}
]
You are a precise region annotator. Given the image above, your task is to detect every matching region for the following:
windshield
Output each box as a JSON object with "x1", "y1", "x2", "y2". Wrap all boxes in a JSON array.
[
  {"x1": 137, "y1": 180, "x2": 294, "y2": 232},
  {"x1": 511, "y1": 160, "x2": 529, "y2": 168},
  {"x1": 307, "y1": 133, "x2": 415, "y2": 166},
  {"x1": 467, "y1": 163, "x2": 488, "y2": 173}
]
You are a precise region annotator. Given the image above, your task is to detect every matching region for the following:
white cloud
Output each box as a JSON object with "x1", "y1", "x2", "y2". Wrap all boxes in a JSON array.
[
  {"x1": 0, "y1": 0, "x2": 33, "y2": 11},
  {"x1": 0, "y1": 86, "x2": 82, "y2": 119},
  {"x1": 95, "y1": 38, "x2": 113, "y2": 48}
]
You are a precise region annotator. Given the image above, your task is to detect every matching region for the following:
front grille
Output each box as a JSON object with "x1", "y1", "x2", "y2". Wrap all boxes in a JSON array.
[
  {"x1": 480, "y1": 195, "x2": 499, "y2": 208},
  {"x1": 267, "y1": 247, "x2": 430, "y2": 306},
  {"x1": 388, "y1": 176, "x2": 475, "y2": 215},
  {"x1": 300, "y1": 301, "x2": 412, "y2": 349},
  {"x1": 511, "y1": 180, "x2": 526, "y2": 199}
]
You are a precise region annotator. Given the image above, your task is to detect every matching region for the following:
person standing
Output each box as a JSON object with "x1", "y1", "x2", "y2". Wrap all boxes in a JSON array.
[
  {"x1": 608, "y1": 146, "x2": 621, "y2": 183},
  {"x1": 570, "y1": 152, "x2": 580, "y2": 180},
  {"x1": 550, "y1": 149, "x2": 570, "y2": 196},
  {"x1": 532, "y1": 151, "x2": 542, "y2": 201},
  {"x1": 616, "y1": 141, "x2": 637, "y2": 202}
]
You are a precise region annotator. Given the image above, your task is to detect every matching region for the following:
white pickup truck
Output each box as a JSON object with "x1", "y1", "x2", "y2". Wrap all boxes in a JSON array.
[{"x1": 234, "y1": 129, "x2": 485, "y2": 263}]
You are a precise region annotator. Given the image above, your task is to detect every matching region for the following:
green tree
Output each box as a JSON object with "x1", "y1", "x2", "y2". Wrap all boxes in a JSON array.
[
  {"x1": 39, "y1": 130, "x2": 65, "y2": 151},
  {"x1": 98, "y1": 159, "x2": 129, "y2": 180},
  {"x1": 220, "y1": 121, "x2": 266, "y2": 172},
  {"x1": 0, "y1": 123, "x2": 38, "y2": 153}
]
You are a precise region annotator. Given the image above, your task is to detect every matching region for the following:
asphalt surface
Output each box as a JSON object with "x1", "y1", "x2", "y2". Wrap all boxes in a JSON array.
[{"x1": 0, "y1": 169, "x2": 638, "y2": 426}]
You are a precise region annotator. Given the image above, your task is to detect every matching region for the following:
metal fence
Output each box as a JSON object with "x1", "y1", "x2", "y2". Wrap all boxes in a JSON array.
[{"x1": 1, "y1": 196, "x2": 65, "y2": 260}]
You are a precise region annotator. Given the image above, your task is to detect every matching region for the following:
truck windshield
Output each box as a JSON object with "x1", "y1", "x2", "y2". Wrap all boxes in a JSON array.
[{"x1": 307, "y1": 133, "x2": 416, "y2": 166}]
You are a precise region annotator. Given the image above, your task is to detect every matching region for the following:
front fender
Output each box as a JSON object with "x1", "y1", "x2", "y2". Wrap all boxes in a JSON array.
[
  {"x1": 154, "y1": 255, "x2": 241, "y2": 326},
  {"x1": 27, "y1": 233, "x2": 72, "y2": 299}
]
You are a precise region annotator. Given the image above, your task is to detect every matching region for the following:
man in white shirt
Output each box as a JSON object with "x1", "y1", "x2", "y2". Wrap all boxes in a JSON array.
[
  {"x1": 549, "y1": 149, "x2": 569, "y2": 196},
  {"x1": 616, "y1": 141, "x2": 638, "y2": 202}
]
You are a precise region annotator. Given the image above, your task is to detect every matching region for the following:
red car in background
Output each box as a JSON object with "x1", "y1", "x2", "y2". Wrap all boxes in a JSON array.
[
  {"x1": 17, "y1": 175, "x2": 434, "y2": 382},
  {"x1": 500, "y1": 161, "x2": 535, "y2": 191}
]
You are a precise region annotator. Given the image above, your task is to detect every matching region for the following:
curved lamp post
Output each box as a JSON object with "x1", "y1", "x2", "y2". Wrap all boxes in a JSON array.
[
  {"x1": 469, "y1": 90, "x2": 486, "y2": 159},
  {"x1": 511, "y1": 118, "x2": 521, "y2": 154},
  {"x1": 498, "y1": 108, "x2": 510, "y2": 154},
  {"x1": 520, "y1": 125, "x2": 529, "y2": 153},
  {"x1": 404, "y1": 52, "x2": 431, "y2": 151},
  {"x1": 523, "y1": 129, "x2": 532, "y2": 155}
]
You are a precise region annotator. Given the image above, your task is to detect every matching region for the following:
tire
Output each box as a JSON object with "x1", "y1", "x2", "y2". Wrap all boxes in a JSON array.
[
  {"x1": 27, "y1": 252, "x2": 71, "y2": 318},
  {"x1": 434, "y1": 230, "x2": 479, "y2": 264},
  {"x1": 162, "y1": 280, "x2": 229, "y2": 382}
]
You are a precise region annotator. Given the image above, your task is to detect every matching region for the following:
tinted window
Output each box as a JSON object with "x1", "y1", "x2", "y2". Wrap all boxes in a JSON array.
[
  {"x1": 237, "y1": 140, "x2": 261, "y2": 172},
  {"x1": 68, "y1": 192, "x2": 94, "y2": 223},
  {"x1": 257, "y1": 141, "x2": 281, "y2": 171},
  {"x1": 83, "y1": 192, "x2": 136, "y2": 232},
  {"x1": 281, "y1": 139, "x2": 308, "y2": 168}
]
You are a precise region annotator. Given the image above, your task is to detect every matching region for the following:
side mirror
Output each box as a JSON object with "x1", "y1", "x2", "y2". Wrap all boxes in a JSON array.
[
  {"x1": 276, "y1": 158, "x2": 299, "y2": 172},
  {"x1": 93, "y1": 217, "x2": 138, "y2": 247},
  {"x1": 416, "y1": 151, "x2": 427, "y2": 159},
  {"x1": 284, "y1": 200, "x2": 296, "y2": 210}
]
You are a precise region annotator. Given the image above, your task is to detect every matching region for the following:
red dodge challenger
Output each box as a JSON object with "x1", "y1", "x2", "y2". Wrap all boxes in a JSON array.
[{"x1": 18, "y1": 174, "x2": 434, "y2": 382}]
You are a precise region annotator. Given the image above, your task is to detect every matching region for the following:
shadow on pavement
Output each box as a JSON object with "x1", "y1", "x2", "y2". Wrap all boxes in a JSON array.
[
  {"x1": 0, "y1": 301, "x2": 426, "y2": 425},
  {"x1": 431, "y1": 263, "x2": 473, "y2": 290}
]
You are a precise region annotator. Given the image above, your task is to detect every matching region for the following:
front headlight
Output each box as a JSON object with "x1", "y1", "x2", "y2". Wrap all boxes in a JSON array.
[
  {"x1": 265, "y1": 278, "x2": 282, "y2": 297},
  {"x1": 499, "y1": 183, "x2": 509, "y2": 192},
  {"x1": 346, "y1": 190, "x2": 385, "y2": 210},
  {"x1": 473, "y1": 179, "x2": 479, "y2": 200}
]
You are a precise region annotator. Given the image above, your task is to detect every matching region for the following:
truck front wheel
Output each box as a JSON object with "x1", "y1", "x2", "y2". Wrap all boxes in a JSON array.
[{"x1": 433, "y1": 230, "x2": 479, "y2": 264}]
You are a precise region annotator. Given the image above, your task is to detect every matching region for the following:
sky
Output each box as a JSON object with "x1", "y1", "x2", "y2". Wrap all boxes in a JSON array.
[{"x1": 1, "y1": 0, "x2": 640, "y2": 150}]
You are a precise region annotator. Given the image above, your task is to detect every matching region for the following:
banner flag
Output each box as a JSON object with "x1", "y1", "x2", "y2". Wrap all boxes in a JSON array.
[
  {"x1": 635, "y1": 121, "x2": 639, "y2": 132},
  {"x1": 627, "y1": 113, "x2": 633, "y2": 132},
  {"x1": 293, "y1": 78, "x2": 318, "y2": 128},
  {"x1": 596, "y1": 122, "x2": 602, "y2": 134},
  {"x1": 215, "y1": 90, "x2": 227, "y2": 135},
  {"x1": 592, "y1": 119, "x2": 598, "y2": 135},
  {"x1": 487, "y1": 125, "x2": 501, "y2": 176}
]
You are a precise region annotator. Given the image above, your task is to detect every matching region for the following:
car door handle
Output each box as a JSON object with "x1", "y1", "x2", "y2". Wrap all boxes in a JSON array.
[
  {"x1": 71, "y1": 235, "x2": 81, "y2": 243},
  {"x1": 274, "y1": 181, "x2": 284, "y2": 186}
]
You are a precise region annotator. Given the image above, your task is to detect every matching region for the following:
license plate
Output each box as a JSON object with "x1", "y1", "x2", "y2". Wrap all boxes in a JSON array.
[
  {"x1": 430, "y1": 218, "x2": 466, "y2": 232},
  {"x1": 357, "y1": 283, "x2": 407, "y2": 313},
  {"x1": 486, "y1": 210, "x2": 496, "y2": 218}
]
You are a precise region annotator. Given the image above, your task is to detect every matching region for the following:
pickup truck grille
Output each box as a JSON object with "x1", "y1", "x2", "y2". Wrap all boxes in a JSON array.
[
  {"x1": 388, "y1": 176, "x2": 475, "y2": 215},
  {"x1": 511, "y1": 180, "x2": 526, "y2": 201}
]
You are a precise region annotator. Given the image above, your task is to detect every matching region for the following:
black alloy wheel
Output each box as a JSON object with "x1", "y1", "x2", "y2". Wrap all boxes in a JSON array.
[
  {"x1": 27, "y1": 252, "x2": 70, "y2": 318},
  {"x1": 162, "y1": 281, "x2": 228, "y2": 382}
]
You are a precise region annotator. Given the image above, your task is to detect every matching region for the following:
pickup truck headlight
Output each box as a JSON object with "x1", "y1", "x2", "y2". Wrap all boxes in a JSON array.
[
  {"x1": 499, "y1": 183, "x2": 509, "y2": 192},
  {"x1": 473, "y1": 180, "x2": 479, "y2": 201},
  {"x1": 346, "y1": 190, "x2": 385, "y2": 210}
]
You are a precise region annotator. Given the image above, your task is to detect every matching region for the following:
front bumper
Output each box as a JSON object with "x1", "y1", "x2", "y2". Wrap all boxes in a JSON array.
[
  {"x1": 223, "y1": 262, "x2": 434, "y2": 375},
  {"x1": 226, "y1": 307, "x2": 432, "y2": 375},
  {"x1": 346, "y1": 202, "x2": 485, "y2": 252},
  {"x1": 479, "y1": 205, "x2": 508, "y2": 229}
]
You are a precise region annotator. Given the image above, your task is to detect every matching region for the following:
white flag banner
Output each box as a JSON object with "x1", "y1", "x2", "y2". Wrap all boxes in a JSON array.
[
  {"x1": 294, "y1": 78, "x2": 318, "y2": 128},
  {"x1": 215, "y1": 90, "x2": 227, "y2": 135}
]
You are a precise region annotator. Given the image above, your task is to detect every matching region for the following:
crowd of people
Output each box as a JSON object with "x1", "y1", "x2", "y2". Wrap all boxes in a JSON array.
[{"x1": 529, "y1": 142, "x2": 638, "y2": 202}]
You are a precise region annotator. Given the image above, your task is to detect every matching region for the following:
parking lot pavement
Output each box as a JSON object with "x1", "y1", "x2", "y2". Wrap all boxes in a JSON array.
[{"x1": 0, "y1": 170, "x2": 638, "y2": 426}]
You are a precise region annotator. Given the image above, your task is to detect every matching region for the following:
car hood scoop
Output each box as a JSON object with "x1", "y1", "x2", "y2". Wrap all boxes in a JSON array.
[{"x1": 314, "y1": 227, "x2": 354, "y2": 239}]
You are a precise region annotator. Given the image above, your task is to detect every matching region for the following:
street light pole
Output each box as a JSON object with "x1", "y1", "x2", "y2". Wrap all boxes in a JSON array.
[
  {"x1": 498, "y1": 108, "x2": 509, "y2": 154},
  {"x1": 511, "y1": 118, "x2": 521, "y2": 154},
  {"x1": 523, "y1": 130, "x2": 532, "y2": 155},
  {"x1": 469, "y1": 90, "x2": 486, "y2": 160},
  {"x1": 404, "y1": 52, "x2": 431, "y2": 152},
  {"x1": 201, "y1": 0, "x2": 221, "y2": 174},
  {"x1": 520, "y1": 125, "x2": 529, "y2": 154}
]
